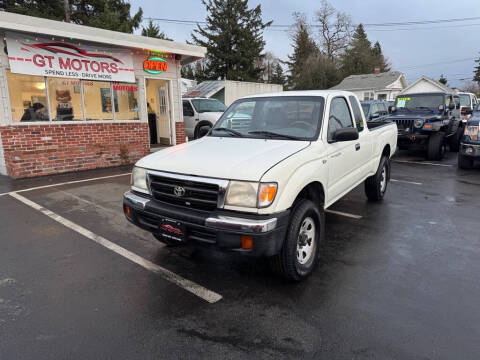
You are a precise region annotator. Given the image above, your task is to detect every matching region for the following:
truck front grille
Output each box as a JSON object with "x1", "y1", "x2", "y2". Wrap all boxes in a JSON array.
[
  {"x1": 148, "y1": 174, "x2": 219, "y2": 211},
  {"x1": 394, "y1": 119, "x2": 414, "y2": 130}
]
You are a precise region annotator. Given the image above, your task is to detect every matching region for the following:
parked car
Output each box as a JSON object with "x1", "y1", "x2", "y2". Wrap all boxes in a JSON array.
[
  {"x1": 124, "y1": 91, "x2": 398, "y2": 281},
  {"x1": 458, "y1": 102, "x2": 480, "y2": 169},
  {"x1": 386, "y1": 92, "x2": 463, "y2": 160},
  {"x1": 182, "y1": 98, "x2": 227, "y2": 139},
  {"x1": 458, "y1": 92, "x2": 478, "y2": 123},
  {"x1": 361, "y1": 100, "x2": 389, "y2": 121}
]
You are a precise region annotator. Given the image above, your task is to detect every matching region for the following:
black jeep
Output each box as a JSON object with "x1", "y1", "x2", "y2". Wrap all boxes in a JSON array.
[
  {"x1": 458, "y1": 102, "x2": 480, "y2": 169},
  {"x1": 386, "y1": 92, "x2": 463, "y2": 160}
]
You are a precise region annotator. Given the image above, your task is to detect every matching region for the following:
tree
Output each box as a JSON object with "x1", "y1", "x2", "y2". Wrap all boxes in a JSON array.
[
  {"x1": 1, "y1": 0, "x2": 64, "y2": 20},
  {"x1": 192, "y1": 0, "x2": 272, "y2": 81},
  {"x1": 316, "y1": 0, "x2": 352, "y2": 60},
  {"x1": 270, "y1": 63, "x2": 286, "y2": 86},
  {"x1": 439, "y1": 74, "x2": 448, "y2": 86},
  {"x1": 371, "y1": 41, "x2": 391, "y2": 72},
  {"x1": 71, "y1": 0, "x2": 143, "y2": 33},
  {"x1": 286, "y1": 13, "x2": 320, "y2": 89},
  {"x1": 473, "y1": 54, "x2": 480, "y2": 86},
  {"x1": 142, "y1": 20, "x2": 170, "y2": 40},
  {"x1": 295, "y1": 53, "x2": 341, "y2": 90},
  {"x1": 340, "y1": 24, "x2": 374, "y2": 76},
  {"x1": 181, "y1": 60, "x2": 209, "y2": 83}
]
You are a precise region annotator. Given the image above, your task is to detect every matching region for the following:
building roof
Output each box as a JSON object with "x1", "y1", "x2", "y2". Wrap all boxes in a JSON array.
[
  {"x1": 330, "y1": 71, "x2": 405, "y2": 91},
  {"x1": 184, "y1": 81, "x2": 225, "y2": 98},
  {"x1": 400, "y1": 76, "x2": 452, "y2": 94},
  {"x1": 0, "y1": 12, "x2": 206, "y2": 64}
]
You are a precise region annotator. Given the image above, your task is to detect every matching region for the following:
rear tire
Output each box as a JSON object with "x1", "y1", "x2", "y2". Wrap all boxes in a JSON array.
[
  {"x1": 427, "y1": 132, "x2": 446, "y2": 161},
  {"x1": 449, "y1": 127, "x2": 462, "y2": 152},
  {"x1": 270, "y1": 199, "x2": 324, "y2": 281},
  {"x1": 458, "y1": 153, "x2": 474, "y2": 169},
  {"x1": 365, "y1": 156, "x2": 390, "y2": 201},
  {"x1": 153, "y1": 233, "x2": 185, "y2": 247}
]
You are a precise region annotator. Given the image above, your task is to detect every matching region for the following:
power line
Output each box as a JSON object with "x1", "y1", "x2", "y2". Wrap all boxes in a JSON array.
[{"x1": 398, "y1": 57, "x2": 476, "y2": 70}]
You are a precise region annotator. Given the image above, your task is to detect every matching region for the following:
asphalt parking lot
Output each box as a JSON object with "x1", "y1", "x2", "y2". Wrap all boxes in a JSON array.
[{"x1": 0, "y1": 151, "x2": 479, "y2": 359}]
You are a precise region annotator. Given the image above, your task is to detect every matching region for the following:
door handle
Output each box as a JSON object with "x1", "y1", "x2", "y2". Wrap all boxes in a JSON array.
[{"x1": 355, "y1": 143, "x2": 361, "y2": 151}]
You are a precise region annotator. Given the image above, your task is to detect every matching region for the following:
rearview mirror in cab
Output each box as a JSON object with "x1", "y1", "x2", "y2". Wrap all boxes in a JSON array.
[{"x1": 333, "y1": 128, "x2": 359, "y2": 142}]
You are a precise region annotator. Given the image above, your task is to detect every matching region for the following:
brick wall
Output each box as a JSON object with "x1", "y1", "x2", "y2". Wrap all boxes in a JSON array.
[
  {"x1": 0, "y1": 122, "x2": 149, "y2": 178},
  {"x1": 175, "y1": 122, "x2": 186, "y2": 145}
]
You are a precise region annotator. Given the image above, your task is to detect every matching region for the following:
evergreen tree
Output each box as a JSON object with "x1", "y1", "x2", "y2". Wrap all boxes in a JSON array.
[
  {"x1": 142, "y1": 20, "x2": 171, "y2": 40},
  {"x1": 371, "y1": 41, "x2": 391, "y2": 72},
  {"x1": 340, "y1": 24, "x2": 374, "y2": 76},
  {"x1": 3, "y1": 0, "x2": 143, "y2": 33},
  {"x1": 192, "y1": 0, "x2": 272, "y2": 81},
  {"x1": 473, "y1": 54, "x2": 480, "y2": 85},
  {"x1": 181, "y1": 60, "x2": 209, "y2": 83},
  {"x1": 270, "y1": 63, "x2": 286, "y2": 86},
  {"x1": 296, "y1": 53, "x2": 341, "y2": 90},
  {"x1": 286, "y1": 13, "x2": 320, "y2": 89},
  {"x1": 438, "y1": 74, "x2": 448, "y2": 86}
]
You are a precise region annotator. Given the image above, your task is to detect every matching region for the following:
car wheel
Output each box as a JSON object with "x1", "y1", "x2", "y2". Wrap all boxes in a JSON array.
[
  {"x1": 427, "y1": 132, "x2": 445, "y2": 161},
  {"x1": 194, "y1": 125, "x2": 211, "y2": 139},
  {"x1": 449, "y1": 127, "x2": 462, "y2": 152},
  {"x1": 270, "y1": 199, "x2": 324, "y2": 281},
  {"x1": 458, "y1": 153, "x2": 474, "y2": 169},
  {"x1": 152, "y1": 233, "x2": 185, "y2": 247},
  {"x1": 364, "y1": 155, "x2": 390, "y2": 201}
]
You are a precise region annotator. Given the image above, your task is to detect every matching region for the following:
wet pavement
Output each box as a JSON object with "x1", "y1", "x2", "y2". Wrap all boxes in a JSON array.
[{"x1": 0, "y1": 151, "x2": 479, "y2": 359}]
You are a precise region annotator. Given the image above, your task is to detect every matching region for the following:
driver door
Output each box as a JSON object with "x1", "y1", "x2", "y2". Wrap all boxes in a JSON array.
[
  {"x1": 327, "y1": 97, "x2": 359, "y2": 201},
  {"x1": 182, "y1": 100, "x2": 196, "y2": 138}
]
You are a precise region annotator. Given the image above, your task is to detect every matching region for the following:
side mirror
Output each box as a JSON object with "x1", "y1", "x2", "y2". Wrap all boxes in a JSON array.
[
  {"x1": 448, "y1": 102, "x2": 455, "y2": 110},
  {"x1": 388, "y1": 105, "x2": 396, "y2": 113},
  {"x1": 438, "y1": 104, "x2": 445, "y2": 112},
  {"x1": 333, "y1": 127, "x2": 359, "y2": 142}
]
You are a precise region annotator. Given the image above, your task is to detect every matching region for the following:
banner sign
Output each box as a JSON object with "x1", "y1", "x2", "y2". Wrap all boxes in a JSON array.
[{"x1": 6, "y1": 32, "x2": 135, "y2": 83}]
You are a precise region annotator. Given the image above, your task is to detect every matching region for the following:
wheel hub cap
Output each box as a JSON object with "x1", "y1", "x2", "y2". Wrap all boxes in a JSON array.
[{"x1": 296, "y1": 217, "x2": 316, "y2": 265}]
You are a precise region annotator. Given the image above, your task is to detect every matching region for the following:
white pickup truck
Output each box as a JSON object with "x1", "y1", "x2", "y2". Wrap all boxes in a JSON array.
[{"x1": 124, "y1": 91, "x2": 398, "y2": 281}]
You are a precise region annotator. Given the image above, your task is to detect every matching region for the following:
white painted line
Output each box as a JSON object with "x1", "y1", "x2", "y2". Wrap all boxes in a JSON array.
[
  {"x1": 1, "y1": 173, "x2": 131, "y2": 196},
  {"x1": 391, "y1": 179, "x2": 423, "y2": 186},
  {"x1": 394, "y1": 160, "x2": 453, "y2": 167},
  {"x1": 9, "y1": 192, "x2": 222, "y2": 304},
  {"x1": 325, "y1": 209, "x2": 362, "y2": 219}
]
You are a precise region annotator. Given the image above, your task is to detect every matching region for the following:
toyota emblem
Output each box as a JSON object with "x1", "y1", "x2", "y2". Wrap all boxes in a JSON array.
[{"x1": 173, "y1": 186, "x2": 186, "y2": 197}]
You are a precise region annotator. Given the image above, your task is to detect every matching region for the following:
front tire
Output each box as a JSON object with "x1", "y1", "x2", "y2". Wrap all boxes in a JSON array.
[
  {"x1": 458, "y1": 153, "x2": 474, "y2": 169},
  {"x1": 270, "y1": 199, "x2": 324, "y2": 281},
  {"x1": 427, "y1": 132, "x2": 446, "y2": 161},
  {"x1": 365, "y1": 155, "x2": 390, "y2": 201}
]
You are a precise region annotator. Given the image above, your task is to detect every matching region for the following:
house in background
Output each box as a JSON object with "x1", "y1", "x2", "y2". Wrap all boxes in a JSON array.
[
  {"x1": 399, "y1": 76, "x2": 452, "y2": 95},
  {"x1": 330, "y1": 70, "x2": 408, "y2": 101}
]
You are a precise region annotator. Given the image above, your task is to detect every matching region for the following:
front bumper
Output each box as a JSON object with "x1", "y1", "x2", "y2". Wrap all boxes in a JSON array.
[
  {"x1": 123, "y1": 191, "x2": 289, "y2": 257},
  {"x1": 460, "y1": 143, "x2": 480, "y2": 157}
]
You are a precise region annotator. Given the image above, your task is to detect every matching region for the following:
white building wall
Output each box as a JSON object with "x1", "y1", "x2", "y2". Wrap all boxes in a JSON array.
[
  {"x1": 224, "y1": 80, "x2": 283, "y2": 106},
  {"x1": 401, "y1": 81, "x2": 444, "y2": 94}
]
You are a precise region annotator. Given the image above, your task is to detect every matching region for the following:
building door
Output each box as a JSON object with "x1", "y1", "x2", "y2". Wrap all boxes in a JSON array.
[{"x1": 145, "y1": 79, "x2": 171, "y2": 145}]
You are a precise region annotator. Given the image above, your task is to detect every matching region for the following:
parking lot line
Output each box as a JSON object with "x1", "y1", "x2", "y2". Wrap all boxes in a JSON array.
[
  {"x1": 393, "y1": 160, "x2": 453, "y2": 167},
  {"x1": 9, "y1": 192, "x2": 223, "y2": 304},
  {"x1": 325, "y1": 209, "x2": 362, "y2": 219},
  {"x1": 391, "y1": 179, "x2": 423, "y2": 185}
]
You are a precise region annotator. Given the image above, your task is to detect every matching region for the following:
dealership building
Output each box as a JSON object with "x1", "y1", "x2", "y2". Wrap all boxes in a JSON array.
[{"x1": 0, "y1": 12, "x2": 206, "y2": 178}]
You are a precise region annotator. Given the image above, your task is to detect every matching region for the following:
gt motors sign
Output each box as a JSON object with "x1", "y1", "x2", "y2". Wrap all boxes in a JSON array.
[{"x1": 5, "y1": 32, "x2": 135, "y2": 83}]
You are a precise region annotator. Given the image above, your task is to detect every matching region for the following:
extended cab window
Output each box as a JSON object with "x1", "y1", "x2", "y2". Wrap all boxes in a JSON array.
[
  {"x1": 183, "y1": 101, "x2": 194, "y2": 116},
  {"x1": 328, "y1": 97, "x2": 353, "y2": 141},
  {"x1": 349, "y1": 96, "x2": 364, "y2": 132},
  {"x1": 212, "y1": 96, "x2": 324, "y2": 140}
]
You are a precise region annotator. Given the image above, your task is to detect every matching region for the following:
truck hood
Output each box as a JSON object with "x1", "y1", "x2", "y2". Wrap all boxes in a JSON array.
[
  {"x1": 198, "y1": 112, "x2": 224, "y2": 125},
  {"x1": 386, "y1": 112, "x2": 442, "y2": 122},
  {"x1": 136, "y1": 137, "x2": 310, "y2": 181}
]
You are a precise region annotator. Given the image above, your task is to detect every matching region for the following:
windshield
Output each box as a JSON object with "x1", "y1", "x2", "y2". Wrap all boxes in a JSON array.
[
  {"x1": 475, "y1": 103, "x2": 480, "y2": 112},
  {"x1": 191, "y1": 99, "x2": 227, "y2": 113},
  {"x1": 211, "y1": 96, "x2": 325, "y2": 140},
  {"x1": 395, "y1": 94, "x2": 444, "y2": 110},
  {"x1": 459, "y1": 94, "x2": 471, "y2": 107},
  {"x1": 361, "y1": 103, "x2": 370, "y2": 116}
]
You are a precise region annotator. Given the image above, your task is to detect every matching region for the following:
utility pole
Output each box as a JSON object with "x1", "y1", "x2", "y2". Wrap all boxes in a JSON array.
[{"x1": 64, "y1": 0, "x2": 71, "y2": 23}]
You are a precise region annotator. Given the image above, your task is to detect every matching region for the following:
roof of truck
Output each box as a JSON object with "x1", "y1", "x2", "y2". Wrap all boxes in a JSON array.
[{"x1": 240, "y1": 90, "x2": 354, "y2": 99}]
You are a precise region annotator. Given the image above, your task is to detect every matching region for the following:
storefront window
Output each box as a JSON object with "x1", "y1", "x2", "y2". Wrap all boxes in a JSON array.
[
  {"x1": 47, "y1": 78, "x2": 84, "y2": 121},
  {"x1": 83, "y1": 81, "x2": 114, "y2": 121},
  {"x1": 6, "y1": 70, "x2": 49, "y2": 122},
  {"x1": 113, "y1": 82, "x2": 139, "y2": 120}
]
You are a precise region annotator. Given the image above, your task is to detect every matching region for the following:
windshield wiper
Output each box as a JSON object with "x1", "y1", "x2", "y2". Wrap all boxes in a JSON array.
[
  {"x1": 415, "y1": 106, "x2": 433, "y2": 111},
  {"x1": 212, "y1": 127, "x2": 244, "y2": 137},
  {"x1": 248, "y1": 130, "x2": 300, "y2": 140}
]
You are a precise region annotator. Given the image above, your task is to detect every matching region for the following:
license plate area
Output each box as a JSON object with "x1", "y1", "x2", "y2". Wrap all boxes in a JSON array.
[{"x1": 159, "y1": 218, "x2": 186, "y2": 242}]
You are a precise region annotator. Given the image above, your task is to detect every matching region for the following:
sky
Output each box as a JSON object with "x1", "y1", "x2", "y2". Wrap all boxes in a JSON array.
[{"x1": 129, "y1": 0, "x2": 480, "y2": 88}]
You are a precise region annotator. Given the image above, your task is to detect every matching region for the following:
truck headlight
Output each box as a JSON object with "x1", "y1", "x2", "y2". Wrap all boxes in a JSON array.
[
  {"x1": 225, "y1": 181, "x2": 277, "y2": 208},
  {"x1": 414, "y1": 119, "x2": 424, "y2": 128},
  {"x1": 464, "y1": 125, "x2": 479, "y2": 140},
  {"x1": 131, "y1": 167, "x2": 149, "y2": 193}
]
